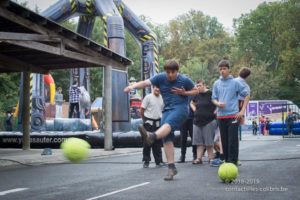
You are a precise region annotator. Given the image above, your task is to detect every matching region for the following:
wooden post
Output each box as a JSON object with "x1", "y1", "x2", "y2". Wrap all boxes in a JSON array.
[
  {"x1": 22, "y1": 71, "x2": 31, "y2": 150},
  {"x1": 104, "y1": 64, "x2": 113, "y2": 150}
]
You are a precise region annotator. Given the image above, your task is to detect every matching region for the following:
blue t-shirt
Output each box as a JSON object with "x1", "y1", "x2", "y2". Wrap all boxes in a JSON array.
[{"x1": 150, "y1": 72, "x2": 195, "y2": 110}]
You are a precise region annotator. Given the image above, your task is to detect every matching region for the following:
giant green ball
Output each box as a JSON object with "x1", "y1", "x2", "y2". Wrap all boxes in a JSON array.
[
  {"x1": 218, "y1": 163, "x2": 239, "y2": 183},
  {"x1": 61, "y1": 138, "x2": 90, "y2": 163}
]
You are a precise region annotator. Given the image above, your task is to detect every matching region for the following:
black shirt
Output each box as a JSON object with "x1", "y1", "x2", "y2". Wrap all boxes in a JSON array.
[{"x1": 192, "y1": 90, "x2": 216, "y2": 127}]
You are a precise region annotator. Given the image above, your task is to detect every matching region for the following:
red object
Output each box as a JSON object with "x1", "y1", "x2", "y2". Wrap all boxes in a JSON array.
[
  {"x1": 130, "y1": 100, "x2": 141, "y2": 107},
  {"x1": 44, "y1": 74, "x2": 54, "y2": 85},
  {"x1": 217, "y1": 115, "x2": 237, "y2": 119}
]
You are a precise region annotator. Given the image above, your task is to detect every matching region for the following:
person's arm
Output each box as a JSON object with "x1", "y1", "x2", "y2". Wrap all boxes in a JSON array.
[
  {"x1": 235, "y1": 95, "x2": 250, "y2": 120},
  {"x1": 190, "y1": 101, "x2": 196, "y2": 112},
  {"x1": 212, "y1": 99, "x2": 225, "y2": 109},
  {"x1": 171, "y1": 87, "x2": 199, "y2": 96},
  {"x1": 211, "y1": 81, "x2": 225, "y2": 109},
  {"x1": 124, "y1": 79, "x2": 152, "y2": 93},
  {"x1": 140, "y1": 107, "x2": 145, "y2": 121},
  {"x1": 235, "y1": 81, "x2": 250, "y2": 120},
  {"x1": 140, "y1": 96, "x2": 149, "y2": 121}
]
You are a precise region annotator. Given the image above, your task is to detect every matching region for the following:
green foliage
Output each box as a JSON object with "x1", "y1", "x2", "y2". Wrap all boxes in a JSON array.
[
  {"x1": 126, "y1": 30, "x2": 142, "y2": 81},
  {"x1": 2, "y1": 0, "x2": 300, "y2": 110},
  {"x1": 0, "y1": 73, "x2": 20, "y2": 113},
  {"x1": 180, "y1": 58, "x2": 217, "y2": 86},
  {"x1": 233, "y1": 0, "x2": 300, "y2": 105}
]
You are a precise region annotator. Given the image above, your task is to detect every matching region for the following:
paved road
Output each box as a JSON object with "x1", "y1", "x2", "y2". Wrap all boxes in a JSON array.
[{"x1": 0, "y1": 137, "x2": 299, "y2": 200}]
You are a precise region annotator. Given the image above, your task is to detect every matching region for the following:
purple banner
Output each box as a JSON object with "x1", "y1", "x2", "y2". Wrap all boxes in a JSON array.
[
  {"x1": 247, "y1": 102, "x2": 258, "y2": 116},
  {"x1": 258, "y1": 101, "x2": 288, "y2": 115}
]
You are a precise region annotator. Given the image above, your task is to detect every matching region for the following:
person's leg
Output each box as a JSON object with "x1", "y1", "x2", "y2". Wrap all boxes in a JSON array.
[
  {"x1": 139, "y1": 108, "x2": 187, "y2": 181},
  {"x1": 287, "y1": 123, "x2": 292, "y2": 135},
  {"x1": 188, "y1": 119, "x2": 197, "y2": 160},
  {"x1": 58, "y1": 105, "x2": 63, "y2": 118},
  {"x1": 203, "y1": 120, "x2": 217, "y2": 163},
  {"x1": 259, "y1": 124, "x2": 262, "y2": 135},
  {"x1": 56, "y1": 105, "x2": 59, "y2": 118},
  {"x1": 142, "y1": 123, "x2": 155, "y2": 167},
  {"x1": 142, "y1": 142, "x2": 151, "y2": 168},
  {"x1": 206, "y1": 146, "x2": 214, "y2": 161},
  {"x1": 228, "y1": 119, "x2": 239, "y2": 164},
  {"x1": 164, "y1": 141, "x2": 175, "y2": 164},
  {"x1": 179, "y1": 120, "x2": 188, "y2": 162},
  {"x1": 218, "y1": 119, "x2": 229, "y2": 162},
  {"x1": 195, "y1": 145, "x2": 205, "y2": 163},
  {"x1": 75, "y1": 103, "x2": 80, "y2": 118},
  {"x1": 219, "y1": 132, "x2": 224, "y2": 158},
  {"x1": 163, "y1": 141, "x2": 177, "y2": 180},
  {"x1": 69, "y1": 103, "x2": 75, "y2": 118},
  {"x1": 214, "y1": 142, "x2": 220, "y2": 158},
  {"x1": 152, "y1": 140, "x2": 163, "y2": 165}
]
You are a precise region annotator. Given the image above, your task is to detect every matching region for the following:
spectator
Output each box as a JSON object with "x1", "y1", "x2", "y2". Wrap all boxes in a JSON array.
[
  {"x1": 265, "y1": 117, "x2": 271, "y2": 136},
  {"x1": 69, "y1": 81, "x2": 81, "y2": 118},
  {"x1": 252, "y1": 119, "x2": 258, "y2": 135},
  {"x1": 4, "y1": 110, "x2": 13, "y2": 131},
  {"x1": 190, "y1": 80, "x2": 217, "y2": 164},
  {"x1": 140, "y1": 86, "x2": 165, "y2": 168},
  {"x1": 286, "y1": 109, "x2": 294, "y2": 135},
  {"x1": 55, "y1": 87, "x2": 63, "y2": 118},
  {"x1": 259, "y1": 115, "x2": 266, "y2": 135},
  {"x1": 212, "y1": 59, "x2": 250, "y2": 166}
]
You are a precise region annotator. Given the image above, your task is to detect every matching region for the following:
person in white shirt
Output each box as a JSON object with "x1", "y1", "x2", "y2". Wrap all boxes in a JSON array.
[{"x1": 140, "y1": 86, "x2": 165, "y2": 168}]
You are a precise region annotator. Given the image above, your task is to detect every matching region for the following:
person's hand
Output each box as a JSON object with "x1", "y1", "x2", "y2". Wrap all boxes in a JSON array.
[
  {"x1": 171, "y1": 87, "x2": 186, "y2": 95},
  {"x1": 124, "y1": 86, "x2": 133, "y2": 93},
  {"x1": 235, "y1": 111, "x2": 245, "y2": 120},
  {"x1": 218, "y1": 102, "x2": 225, "y2": 109}
]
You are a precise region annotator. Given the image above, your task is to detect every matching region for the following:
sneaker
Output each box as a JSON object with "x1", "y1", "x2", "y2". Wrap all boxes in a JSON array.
[
  {"x1": 177, "y1": 155, "x2": 185, "y2": 163},
  {"x1": 210, "y1": 158, "x2": 224, "y2": 167},
  {"x1": 156, "y1": 162, "x2": 167, "y2": 168},
  {"x1": 164, "y1": 168, "x2": 178, "y2": 181},
  {"x1": 143, "y1": 161, "x2": 150, "y2": 168},
  {"x1": 138, "y1": 124, "x2": 155, "y2": 146},
  {"x1": 237, "y1": 160, "x2": 242, "y2": 166}
]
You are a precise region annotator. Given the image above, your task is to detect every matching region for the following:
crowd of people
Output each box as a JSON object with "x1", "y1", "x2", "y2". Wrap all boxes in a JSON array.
[
  {"x1": 252, "y1": 115, "x2": 272, "y2": 136},
  {"x1": 124, "y1": 59, "x2": 251, "y2": 181}
]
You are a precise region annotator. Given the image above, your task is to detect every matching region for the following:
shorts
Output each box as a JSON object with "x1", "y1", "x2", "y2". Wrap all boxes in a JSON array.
[
  {"x1": 193, "y1": 120, "x2": 217, "y2": 146},
  {"x1": 161, "y1": 106, "x2": 188, "y2": 143}
]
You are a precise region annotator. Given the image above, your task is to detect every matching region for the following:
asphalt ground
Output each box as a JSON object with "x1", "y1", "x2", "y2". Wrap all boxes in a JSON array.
[{"x1": 0, "y1": 136, "x2": 299, "y2": 200}]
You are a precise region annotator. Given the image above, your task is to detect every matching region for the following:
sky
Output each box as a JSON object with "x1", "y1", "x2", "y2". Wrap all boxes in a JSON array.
[{"x1": 23, "y1": 0, "x2": 278, "y2": 30}]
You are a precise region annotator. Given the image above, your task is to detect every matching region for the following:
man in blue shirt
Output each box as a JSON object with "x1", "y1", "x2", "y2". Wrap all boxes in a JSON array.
[
  {"x1": 124, "y1": 60, "x2": 198, "y2": 181},
  {"x1": 212, "y1": 59, "x2": 250, "y2": 166}
]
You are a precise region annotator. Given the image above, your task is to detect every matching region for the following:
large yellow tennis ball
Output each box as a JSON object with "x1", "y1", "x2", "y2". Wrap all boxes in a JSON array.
[
  {"x1": 61, "y1": 138, "x2": 90, "y2": 163},
  {"x1": 218, "y1": 163, "x2": 239, "y2": 183}
]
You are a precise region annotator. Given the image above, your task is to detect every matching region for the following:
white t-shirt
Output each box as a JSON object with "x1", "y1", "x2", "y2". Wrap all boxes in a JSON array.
[{"x1": 142, "y1": 93, "x2": 164, "y2": 120}]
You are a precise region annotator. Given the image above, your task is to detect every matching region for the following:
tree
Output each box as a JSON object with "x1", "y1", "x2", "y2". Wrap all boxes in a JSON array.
[
  {"x1": 0, "y1": 73, "x2": 20, "y2": 113},
  {"x1": 234, "y1": 0, "x2": 300, "y2": 105}
]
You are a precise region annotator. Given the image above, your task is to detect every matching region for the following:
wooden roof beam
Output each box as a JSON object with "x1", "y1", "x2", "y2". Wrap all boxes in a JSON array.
[
  {"x1": 0, "y1": 6, "x2": 130, "y2": 68},
  {"x1": 0, "y1": 32, "x2": 61, "y2": 42},
  {"x1": 0, "y1": 53, "x2": 48, "y2": 74}
]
